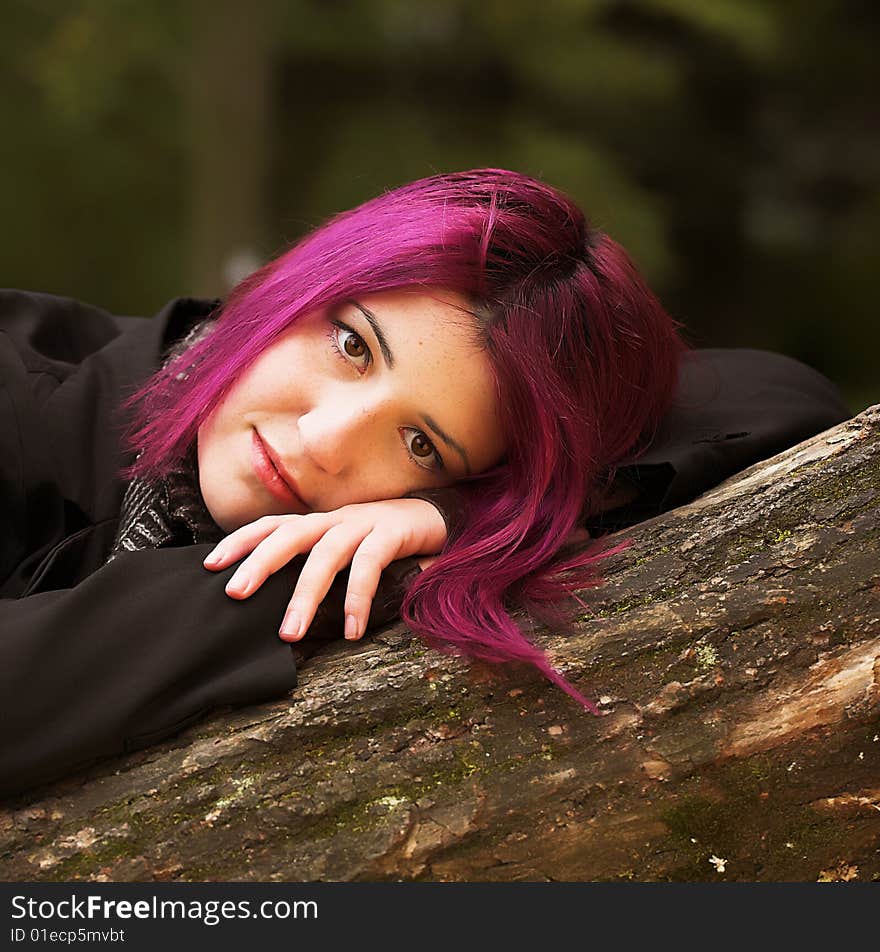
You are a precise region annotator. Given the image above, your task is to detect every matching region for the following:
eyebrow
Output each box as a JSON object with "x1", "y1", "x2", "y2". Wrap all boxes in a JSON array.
[{"x1": 348, "y1": 299, "x2": 473, "y2": 476}]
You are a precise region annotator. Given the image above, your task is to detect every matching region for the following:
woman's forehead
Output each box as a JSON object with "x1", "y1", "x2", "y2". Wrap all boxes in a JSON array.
[
  {"x1": 357, "y1": 288, "x2": 495, "y2": 374},
  {"x1": 355, "y1": 287, "x2": 480, "y2": 337},
  {"x1": 336, "y1": 289, "x2": 484, "y2": 370},
  {"x1": 342, "y1": 289, "x2": 505, "y2": 470}
]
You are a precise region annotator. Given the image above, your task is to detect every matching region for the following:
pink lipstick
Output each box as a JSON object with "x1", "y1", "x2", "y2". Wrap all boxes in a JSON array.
[{"x1": 251, "y1": 430, "x2": 308, "y2": 511}]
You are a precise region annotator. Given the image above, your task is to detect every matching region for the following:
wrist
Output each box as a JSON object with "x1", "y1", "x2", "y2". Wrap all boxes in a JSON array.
[{"x1": 402, "y1": 485, "x2": 467, "y2": 543}]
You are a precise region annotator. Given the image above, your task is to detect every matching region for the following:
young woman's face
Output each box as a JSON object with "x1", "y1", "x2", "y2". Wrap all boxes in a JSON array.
[{"x1": 197, "y1": 288, "x2": 507, "y2": 532}]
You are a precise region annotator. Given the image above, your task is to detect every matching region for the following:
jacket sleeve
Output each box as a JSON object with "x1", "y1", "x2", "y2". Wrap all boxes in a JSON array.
[
  {"x1": 0, "y1": 538, "x2": 449, "y2": 798},
  {"x1": 0, "y1": 544, "x2": 299, "y2": 798}
]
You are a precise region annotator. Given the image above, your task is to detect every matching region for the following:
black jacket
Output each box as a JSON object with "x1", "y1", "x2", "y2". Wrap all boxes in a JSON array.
[
  {"x1": 0, "y1": 290, "x2": 423, "y2": 797},
  {"x1": 0, "y1": 290, "x2": 853, "y2": 797},
  {"x1": 585, "y1": 345, "x2": 854, "y2": 535}
]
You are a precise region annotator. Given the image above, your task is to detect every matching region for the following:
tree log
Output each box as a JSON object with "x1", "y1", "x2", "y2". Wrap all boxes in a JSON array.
[{"x1": 2, "y1": 407, "x2": 879, "y2": 883}]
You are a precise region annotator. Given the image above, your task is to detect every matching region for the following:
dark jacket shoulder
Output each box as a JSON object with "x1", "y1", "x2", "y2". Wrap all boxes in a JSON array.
[{"x1": 585, "y1": 347, "x2": 853, "y2": 534}]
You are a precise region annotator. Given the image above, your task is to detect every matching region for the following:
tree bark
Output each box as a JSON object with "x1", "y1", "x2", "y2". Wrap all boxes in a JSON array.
[{"x1": 2, "y1": 406, "x2": 879, "y2": 883}]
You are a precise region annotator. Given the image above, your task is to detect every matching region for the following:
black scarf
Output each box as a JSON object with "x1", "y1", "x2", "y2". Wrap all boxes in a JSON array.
[{"x1": 107, "y1": 317, "x2": 224, "y2": 560}]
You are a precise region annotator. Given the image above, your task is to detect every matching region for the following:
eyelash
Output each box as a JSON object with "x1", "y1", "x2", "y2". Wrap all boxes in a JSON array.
[{"x1": 326, "y1": 320, "x2": 445, "y2": 473}]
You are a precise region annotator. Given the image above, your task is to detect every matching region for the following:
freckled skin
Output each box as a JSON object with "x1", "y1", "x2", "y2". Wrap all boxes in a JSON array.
[{"x1": 197, "y1": 287, "x2": 507, "y2": 532}]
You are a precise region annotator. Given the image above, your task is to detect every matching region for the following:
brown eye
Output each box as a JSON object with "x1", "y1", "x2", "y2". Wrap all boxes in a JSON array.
[
  {"x1": 410, "y1": 433, "x2": 433, "y2": 458},
  {"x1": 402, "y1": 426, "x2": 442, "y2": 471},
  {"x1": 342, "y1": 332, "x2": 366, "y2": 359},
  {"x1": 329, "y1": 322, "x2": 371, "y2": 372},
  {"x1": 403, "y1": 427, "x2": 443, "y2": 472}
]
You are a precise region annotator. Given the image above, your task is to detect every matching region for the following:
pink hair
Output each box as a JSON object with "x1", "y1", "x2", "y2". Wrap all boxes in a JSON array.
[{"x1": 123, "y1": 168, "x2": 689, "y2": 711}]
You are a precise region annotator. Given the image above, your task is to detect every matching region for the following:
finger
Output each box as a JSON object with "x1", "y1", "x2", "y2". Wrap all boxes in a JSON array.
[
  {"x1": 203, "y1": 515, "x2": 286, "y2": 569},
  {"x1": 342, "y1": 533, "x2": 404, "y2": 640},
  {"x1": 278, "y1": 526, "x2": 365, "y2": 640},
  {"x1": 225, "y1": 518, "x2": 327, "y2": 598}
]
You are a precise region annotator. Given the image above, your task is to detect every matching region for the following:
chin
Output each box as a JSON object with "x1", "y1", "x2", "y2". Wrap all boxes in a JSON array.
[
  {"x1": 198, "y1": 473, "x2": 248, "y2": 534},
  {"x1": 201, "y1": 496, "x2": 237, "y2": 535}
]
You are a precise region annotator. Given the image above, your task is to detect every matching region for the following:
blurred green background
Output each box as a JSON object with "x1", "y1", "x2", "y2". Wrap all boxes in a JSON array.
[{"x1": 2, "y1": 0, "x2": 877, "y2": 411}]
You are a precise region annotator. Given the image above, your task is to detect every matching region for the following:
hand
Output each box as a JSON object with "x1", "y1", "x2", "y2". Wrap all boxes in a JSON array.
[{"x1": 202, "y1": 498, "x2": 448, "y2": 642}]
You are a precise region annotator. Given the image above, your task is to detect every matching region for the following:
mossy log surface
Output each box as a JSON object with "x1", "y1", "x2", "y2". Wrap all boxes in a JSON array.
[{"x1": 2, "y1": 407, "x2": 879, "y2": 883}]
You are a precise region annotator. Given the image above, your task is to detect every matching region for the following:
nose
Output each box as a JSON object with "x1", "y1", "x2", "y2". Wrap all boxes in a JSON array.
[{"x1": 298, "y1": 389, "x2": 389, "y2": 477}]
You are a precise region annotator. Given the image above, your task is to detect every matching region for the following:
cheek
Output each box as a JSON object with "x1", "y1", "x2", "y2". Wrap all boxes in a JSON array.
[
  {"x1": 196, "y1": 389, "x2": 236, "y2": 449},
  {"x1": 234, "y1": 340, "x2": 311, "y2": 410},
  {"x1": 196, "y1": 410, "x2": 224, "y2": 488},
  {"x1": 207, "y1": 362, "x2": 275, "y2": 427},
  {"x1": 236, "y1": 319, "x2": 331, "y2": 408}
]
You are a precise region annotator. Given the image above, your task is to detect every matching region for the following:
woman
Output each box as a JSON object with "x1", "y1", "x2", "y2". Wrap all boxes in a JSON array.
[{"x1": 0, "y1": 169, "x2": 851, "y2": 797}]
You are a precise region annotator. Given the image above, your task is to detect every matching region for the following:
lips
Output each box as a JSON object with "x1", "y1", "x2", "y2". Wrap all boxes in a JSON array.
[{"x1": 251, "y1": 429, "x2": 309, "y2": 511}]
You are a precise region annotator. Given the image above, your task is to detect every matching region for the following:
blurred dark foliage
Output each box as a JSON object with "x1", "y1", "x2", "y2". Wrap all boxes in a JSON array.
[{"x1": 1, "y1": 0, "x2": 876, "y2": 410}]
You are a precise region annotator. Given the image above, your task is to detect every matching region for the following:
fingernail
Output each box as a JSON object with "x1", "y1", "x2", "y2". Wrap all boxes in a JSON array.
[
  {"x1": 280, "y1": 610, "x2": 303, "y2": 641},
  {"x1": 344, "y1": 614, "x2": 359, "y2": 640},
  {"x1": 203, "y1": 548, "x2": 222, "y2": 567},
  {"x1": 226, "y1": 572, "x2": 249, "y2": 596}
]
